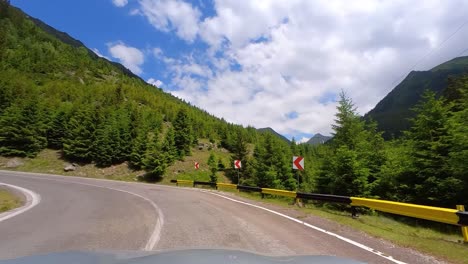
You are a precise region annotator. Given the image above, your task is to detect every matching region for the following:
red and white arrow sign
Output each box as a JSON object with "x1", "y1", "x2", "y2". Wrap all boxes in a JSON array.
[
  {"x1": 234, "y1": 160, "x2": 242, "y2": 169},
  {"x1": 194, "y1": 162, "x2": 199, "y2": 170},
  {"x1": 293, "y1": 156, "x2": 304, "y2": 171}
]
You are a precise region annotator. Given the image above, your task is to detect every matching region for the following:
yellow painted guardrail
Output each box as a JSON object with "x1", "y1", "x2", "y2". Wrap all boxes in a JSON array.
[
  {"x1": 262, "y1": 188, "x2": 297, "y2": 198},
  {"x1": 217, "y1": 183, "x2": 237, "y2": 189},
  {"x1": 351, "y1": 197, "x2": 460, "y2": 225},
  {"x1": 170, "y1": 179, "x2": 468, "y2": 228},
  {"x1": 176, "y1": 179, "x2": 194, "y2": 185}
]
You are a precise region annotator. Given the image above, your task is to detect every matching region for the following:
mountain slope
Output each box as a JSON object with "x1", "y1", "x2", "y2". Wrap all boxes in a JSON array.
[
  {"x1": 0, "y1": 3, "x2": 257, "y2": 173},
  {"x1": 257, "y1": 127, "x2": 290, "y2": 143},
  {"x1": 365, "y1": 56, "x2": 468, "y2": 139},
  {"x1": 306, "y1": 133, "x2": 331, "y2": 145},
  {"x1": 26, "y1": 14, "x2": 142, "y2": 80}
]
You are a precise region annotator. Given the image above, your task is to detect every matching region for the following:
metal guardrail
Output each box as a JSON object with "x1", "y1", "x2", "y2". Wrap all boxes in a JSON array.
[
  {"x1": 262, "y1": 188, "x2": 296, "y2": 198},
  {"x1": 216, "y1": 183, "x2": 237, "y2": 189},
  {"x1": 169, "y1": 179, "x2": 468, "y2": 228},
  {"x1": 350, "y1": 197, "x2": 460, "y2": 225},
  {"x1": 194, "y1": 181, "x2": 217, "y2": 188},
  {"x1": 297, "y1": 192, "x2": 351, "y2": 204}
]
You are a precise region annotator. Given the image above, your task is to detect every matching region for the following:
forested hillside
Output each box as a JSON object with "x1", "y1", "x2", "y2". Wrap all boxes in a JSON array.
[
  {"x1": 0, "y1": 2, "x2": 260, "y2": 180},
  {"x1": 365, "y1": 56, "x2": 468, "y2": 139}
]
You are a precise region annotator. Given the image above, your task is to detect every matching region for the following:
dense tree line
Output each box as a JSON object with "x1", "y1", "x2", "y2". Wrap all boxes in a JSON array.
[
  {"x1": 234, "y1": 81, "x2": 467, "y2": 208},
  {"x1": 0, "y1": 4, "x2": 256, "y2": 179}
]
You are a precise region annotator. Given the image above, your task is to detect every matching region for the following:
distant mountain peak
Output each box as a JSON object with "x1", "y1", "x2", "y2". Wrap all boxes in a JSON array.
[
  {"x1": 257, "y1": 127, "x2": 290, "y2": 143},
  {"x1": 306, "y1": 133, "x2": 332, "y2": 145}
]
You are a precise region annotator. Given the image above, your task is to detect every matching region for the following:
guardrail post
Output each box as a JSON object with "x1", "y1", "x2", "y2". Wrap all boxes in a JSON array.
[
  {"x1": 456, "y1": 205, "x2": 468, "y2": 244},
  {"x1": 351, "y1": 206, "x2": 358, "y2": 219}
]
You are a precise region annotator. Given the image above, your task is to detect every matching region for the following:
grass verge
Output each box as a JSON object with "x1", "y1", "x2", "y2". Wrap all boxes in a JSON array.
[
  {"x1": 218, "y1": 190, "x2": 468, "y2": 264},
  {"x1": 0, "y1": 189, "x2": 22, "y2": 213}
]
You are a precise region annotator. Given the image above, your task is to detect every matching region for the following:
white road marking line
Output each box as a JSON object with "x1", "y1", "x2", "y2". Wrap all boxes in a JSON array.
[
  {"x1": 0, "y1": 183, "x2": 41, "y2": 223},
  {"x1": 0, "y1": 173, "x2": 163, "y2": 251},
  {"x1": 203, "y1": 190, "x2": 407, "y2": 264}
]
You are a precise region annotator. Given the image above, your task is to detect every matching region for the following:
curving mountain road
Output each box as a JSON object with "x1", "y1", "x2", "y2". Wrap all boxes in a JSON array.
[{"x1": 0, "y1": 171, "x2": 443, "y2": 263}]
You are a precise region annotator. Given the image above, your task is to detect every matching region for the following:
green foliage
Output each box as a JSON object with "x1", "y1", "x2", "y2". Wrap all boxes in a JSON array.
[
  {"x1": 207, "y1": 152, "x2": 217, "y2": 183},
  {"x1": 161, "y1": 126, "x2": 177, "y2": 163},
  {"x1": 217, "y1": 157, "x2": 225, "y2": 170},
  {"x1": 0, "y1": 99, "x2": 47, "y2": 157},
  {"x1": 173, "y1": 109, "x2": 193, "y2": 158},
  {"x1": 62, "y1": 107, "x2": 96, "y2": 162},
  {"x1": 317, "y1": 92, "x2": 381, "y2": 197},
  {"x1": 143, "y1": 133, "x2": 166, "y2": 182}
]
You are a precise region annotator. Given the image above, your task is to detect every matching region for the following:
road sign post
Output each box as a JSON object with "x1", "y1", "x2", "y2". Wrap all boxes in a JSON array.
[
  {"x1": 457, "y1": 205, "x2": 468, "y2": 243},
  {"x1": 194, "y1": 162, "x2": 199, "y2": 170},
  {"x1": 234, "y1": 160, "x2": 241, "y2": 184},
  {"x1": 293, "y1": 156, "x2": 304, "y2": 192}
]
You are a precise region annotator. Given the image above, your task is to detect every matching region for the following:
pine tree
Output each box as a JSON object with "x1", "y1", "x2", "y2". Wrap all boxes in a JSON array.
[
  {"x1": 217, "y1": 157, "x2": 225, "y2": 170},
  {"x1": 129, "y1": 128, "x2": 148, "y2": 169},
  {"x1": 0, "y1": 99, "x2": 47, "y2": 157},
  {"x1": 47, "y1": 108, "x2": 69, "y2": 149},
  {"x1": 62, "y1": 107, "x2": 96, "y2": 162},
  {"x1": 143, "y1": 133, "x2": 167, "y2": 182},
  {"x1": 173, "y1": 109, "x2": 193, "y2": 158},
  {"x1": 207, "y1": 152, "x2": 217, "y2": 183},
  {"x1": 93, "y1": 115, "x2": 121, "y2": 167},
  {"x1": 161, "y1": 126, "x2": 177, "y2": 163},
  {"x1": 317, "y1": 92, "x2": 371, "y2": 196},
  {"x1": 402, "y1": 90, "x2": 459, "y2": 206}
]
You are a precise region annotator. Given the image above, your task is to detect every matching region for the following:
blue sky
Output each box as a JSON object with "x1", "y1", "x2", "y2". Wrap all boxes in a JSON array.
[{"x1": 11, "y1": 0, "x2": 468, "y2": 142}]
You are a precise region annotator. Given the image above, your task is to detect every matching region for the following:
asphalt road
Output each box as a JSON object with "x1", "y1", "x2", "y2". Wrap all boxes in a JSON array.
[{"x1": 0, "y1": 171, "x2": 444, "y2": 264}]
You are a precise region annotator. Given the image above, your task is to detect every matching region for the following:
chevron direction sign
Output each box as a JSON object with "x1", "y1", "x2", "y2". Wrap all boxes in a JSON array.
[
  {"x1": 234, "y1": 160, "x2": 242, "y2": 169},
  {"x1": 293, "y1": 156, "x2": 304, "y2": 171}
]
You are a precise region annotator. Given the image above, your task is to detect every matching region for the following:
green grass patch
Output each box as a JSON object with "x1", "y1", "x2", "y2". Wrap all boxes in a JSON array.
[
  {"x1": 0, "y1": 189, "x2": 22, "y2": 213},
  {"x1": 164, "y1": 139, "x2": 232, "y2": 183},
  {"x1": 0, "y1": 149, "x2": 142, "y2": 182}
]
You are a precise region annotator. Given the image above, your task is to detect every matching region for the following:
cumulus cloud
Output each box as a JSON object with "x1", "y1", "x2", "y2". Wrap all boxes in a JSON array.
[
  {"x1": 137, "y1": 0, "x2": 201, "y2": 42},
  {"x1": 141, "y1": 0, "x2": 468, "y2": 136},
  {"x1": 147, "y1": 78, "x2": 163, "y2": 87},
  {"x1": 112, "y1": 0, "x2": 128, "y2": 7},
  {"x1": 108, "y1": 42, "x2": 145, "y2": 75}
]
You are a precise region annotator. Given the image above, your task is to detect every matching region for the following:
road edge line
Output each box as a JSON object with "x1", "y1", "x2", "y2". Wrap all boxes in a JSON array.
[
  {"x1": 0, "y1": 182, "x2": 41, "y2": 223},
  {"x1": 0, "y1": 174, "x2": 163, "y2": 251},
  {"x1": 203, "y1": 190, "x2": 407, "y2": 264},
  {"x1": 43, "y1": 179, "x2": 165, "y2": 251}
]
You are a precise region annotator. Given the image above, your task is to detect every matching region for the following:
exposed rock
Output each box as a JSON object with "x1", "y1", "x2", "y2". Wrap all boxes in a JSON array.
[
  {"x1": 64, "y1": 163, "x2": 76, "y2": 172},
  {"x1": 6, "y1": 158, "x2": 24, "y2": 168}
]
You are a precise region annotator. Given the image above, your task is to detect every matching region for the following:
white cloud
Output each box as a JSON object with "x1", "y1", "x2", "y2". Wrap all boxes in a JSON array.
[
  {"x1": 298, "y1": 137, "x2": 311, "y2": 144},
  {"x1": 145, "y1": 1, "x2": 468, "y2": 136},
  {"x1": 108, "y1": 42, "x2": 145, "y2": 75},
  {"x1": 147, "y1": 78, "x2": 163, "y2": 87},
  {"x1": 92, "y1": 48, "x2": 109, "y2": 60},
  {"x1": 112, "y1": 0, "x2": 128, "y2": 7},
  {"x1": 137, "y1": 0, "x2": 201, "y2": 42}
]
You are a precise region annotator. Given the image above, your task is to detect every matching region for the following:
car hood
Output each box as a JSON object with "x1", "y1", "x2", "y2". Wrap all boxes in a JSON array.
[{"x1": 0, "y1": 249, "x2": 365, "y2": 264}]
